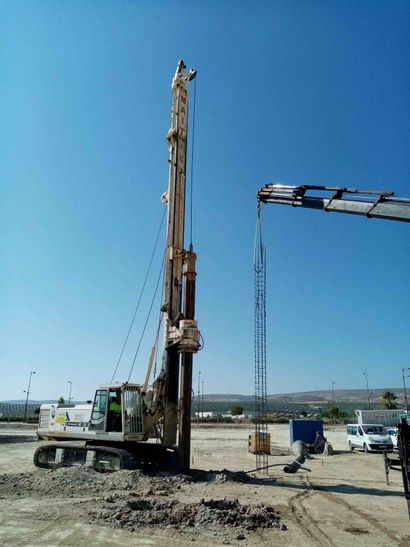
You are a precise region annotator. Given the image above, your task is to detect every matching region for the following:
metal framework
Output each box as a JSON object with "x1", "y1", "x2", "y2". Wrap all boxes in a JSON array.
[
  {"x1": 258, "y1": 184, "x2": 410, "y2": 223},
  {"x1": 162, "y1": 60, "x2": 197, "y2": 449},
  {"x1": 254, "y1": 209, "x2": 269, "y2": 472}
]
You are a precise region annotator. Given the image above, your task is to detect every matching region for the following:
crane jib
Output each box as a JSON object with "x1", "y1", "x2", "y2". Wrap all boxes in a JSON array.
[{"x1": 258, "y1": 184, "x2": 410, "y2": 222}]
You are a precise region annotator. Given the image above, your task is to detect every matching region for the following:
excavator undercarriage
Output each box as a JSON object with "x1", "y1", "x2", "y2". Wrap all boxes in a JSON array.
[{"x1": 34, "y1": 441, "x2": 175, "y2": 472}]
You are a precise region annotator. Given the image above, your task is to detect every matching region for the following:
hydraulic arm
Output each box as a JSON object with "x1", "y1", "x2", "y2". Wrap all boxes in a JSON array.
[{"x1": 258, "y1": 184, "x2": 410, "y2": 222}]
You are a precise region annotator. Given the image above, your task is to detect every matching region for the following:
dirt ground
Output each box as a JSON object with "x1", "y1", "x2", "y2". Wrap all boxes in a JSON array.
[{"x1": 0, "y1": 423, "x2": 408, "y2": 546}]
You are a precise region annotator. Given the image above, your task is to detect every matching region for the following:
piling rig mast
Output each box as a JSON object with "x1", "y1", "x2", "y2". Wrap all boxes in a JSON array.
[{"x1": 162, "y1": 61, "x2": 200, "y2": 471}]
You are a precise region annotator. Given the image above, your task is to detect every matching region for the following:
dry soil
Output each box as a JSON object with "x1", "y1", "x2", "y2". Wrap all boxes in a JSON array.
[{"x1": 0, "y1": 423, "x2": 408, "y2": 546}]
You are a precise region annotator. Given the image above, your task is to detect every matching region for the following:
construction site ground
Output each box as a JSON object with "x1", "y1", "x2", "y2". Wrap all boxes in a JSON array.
[{"x1": 0, "y1": 423, "x2": 408, "y2": 546}]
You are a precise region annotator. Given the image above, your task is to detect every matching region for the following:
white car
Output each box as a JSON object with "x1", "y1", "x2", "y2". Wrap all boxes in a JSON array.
[
  {"x1": 347, "y1": 424, "x2": 393, "y2": 453},
  {"x1": 386, "y1": 427, "x2": 398, "y2": 449}
]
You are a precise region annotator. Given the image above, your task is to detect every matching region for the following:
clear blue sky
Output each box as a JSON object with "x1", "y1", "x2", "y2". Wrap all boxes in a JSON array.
[{"x1": 1, "y1": 1, "x2": 409, "y2": 401}]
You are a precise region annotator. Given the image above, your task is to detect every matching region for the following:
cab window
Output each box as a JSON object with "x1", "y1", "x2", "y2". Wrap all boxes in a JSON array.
[{"x1": 91, "y1": 390, "x2": 108, "y2": 421}]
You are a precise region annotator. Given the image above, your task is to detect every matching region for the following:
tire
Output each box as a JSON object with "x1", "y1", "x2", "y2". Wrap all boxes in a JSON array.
[
  {"x1": 348, "y1": 441, "x2": 354, "y2": 451},
  {"x1": 363, "y1": 443, "x2": 369, "y2": 453}
]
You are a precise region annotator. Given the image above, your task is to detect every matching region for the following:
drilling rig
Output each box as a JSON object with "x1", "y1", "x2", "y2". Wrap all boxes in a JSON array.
[{"x1": 34, "y1": 60, "x2": 200, "y2": 473}]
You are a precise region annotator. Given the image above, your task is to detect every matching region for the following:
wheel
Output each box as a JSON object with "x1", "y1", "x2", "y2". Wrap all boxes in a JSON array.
[
  {"x1": 348, "y1": 441, "x2": 354, "y2": 451},
  {"x1": 363, "y1": 443, "x2": 369, "y2": 453}
]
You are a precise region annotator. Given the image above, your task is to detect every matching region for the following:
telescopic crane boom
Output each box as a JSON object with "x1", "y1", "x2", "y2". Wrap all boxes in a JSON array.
[{"x1": 258, "y1": 184, "x2": 410, "y2": 222}]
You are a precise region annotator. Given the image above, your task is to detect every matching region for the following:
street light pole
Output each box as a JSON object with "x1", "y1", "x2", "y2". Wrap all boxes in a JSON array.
[
  {"x1": 197, "y1": 370, "x2": 201, "y2": 423},
  {"x1": 201, "y1": 379, "x2": 204, "y2": 418},
  {"x1": 68, "y1": 380, "x2": 73, "y2": 404},
  {"x1": 332, "y1": 382, "x2": 335, "y2": 403},
  {"x1": 23, "y1": 370, "x2": 36, "y2": 422},
  {"x1": 364, "y1": 371, "x2": 371, "y2": 410},
  {"x1": 402, "y1": 368, "x2": 410, "y2": 411}
]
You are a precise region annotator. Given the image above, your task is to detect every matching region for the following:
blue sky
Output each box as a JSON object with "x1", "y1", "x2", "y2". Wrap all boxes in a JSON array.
[{"x1": 1, "y1": 1, "x2": 409, "y2": 401}]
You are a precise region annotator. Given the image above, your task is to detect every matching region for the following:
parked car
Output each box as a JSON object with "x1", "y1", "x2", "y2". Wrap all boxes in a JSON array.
[
  {"x1": 386, "y1": 427, "x2": 398, "y2": 449},
  {"x1": 347, "y1": 424, "x2": 393, "y2": 452}
]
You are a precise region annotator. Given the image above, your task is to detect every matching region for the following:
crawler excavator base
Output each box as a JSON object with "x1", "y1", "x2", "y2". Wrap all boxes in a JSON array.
[{"x1": 34, "y1": 442, "x2": 176, "y2": 472}]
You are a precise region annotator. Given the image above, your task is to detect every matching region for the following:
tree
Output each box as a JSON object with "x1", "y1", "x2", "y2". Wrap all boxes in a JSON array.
[
  {"x1": 58, "y1": 396, "x2": 65, "y2": 404},
  {"x1": 230, "y1": 405, "x2": 244, "y2": 416},
  {"x1": 382, "y1": 391, "x2": 397, "y2": 409},
  {"x1": 34, "y1": 407, "x2": 41, "y2": 415},
  {"x1": 325, "y1": 401, "x2": 340, "y2": 421}
]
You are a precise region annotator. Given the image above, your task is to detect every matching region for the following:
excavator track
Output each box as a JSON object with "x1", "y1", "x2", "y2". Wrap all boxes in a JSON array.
[{"x1": 34, "y1": 443, "x2": 136, "y2": 472}]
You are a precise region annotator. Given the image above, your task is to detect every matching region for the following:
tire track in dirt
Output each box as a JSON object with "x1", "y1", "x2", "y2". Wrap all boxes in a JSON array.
[
  {"x1": 287, "y1": 475, "x2": 404, "y2": 546},
  {"x1": 287, "y1": 486, "x2": 336, "y2": 547},
  {"x1": 302, "y1": 476, "x2": 403, "y2": 545}
]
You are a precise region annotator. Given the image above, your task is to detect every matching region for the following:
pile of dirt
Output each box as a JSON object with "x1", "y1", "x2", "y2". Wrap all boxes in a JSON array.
[
  {"x1": 0, "y1": 467, "x2": 264, "y2": 499},
  {"x1": 88, "y1": 496, "x2": 283, "y2": 533},
  {"x1": 191, "y1": 469, "x2": 253, "y2": 484},
  {"x1": 0, "y1": 467, "x2": 105, "y2": 497},
  {"x1": 0, "y1": 467, "x2": 191, "y2": 498}
]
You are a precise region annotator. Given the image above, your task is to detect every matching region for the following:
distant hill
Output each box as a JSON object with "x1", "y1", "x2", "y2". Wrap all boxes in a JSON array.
[
  {"x1": 202, "y1": 388, "x2": 405, "y2": 404},
  {"x1": 3, "y1": 388, "x2": 405, "y2": 406}
]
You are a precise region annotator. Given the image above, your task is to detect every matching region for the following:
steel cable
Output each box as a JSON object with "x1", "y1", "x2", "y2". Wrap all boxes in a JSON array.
[
  {"x1": 126, "y1": 252, "x2": 165, "y2": 383},
  {"x1": 111, "y1": 207, "x2": 166, "y2": 382}
]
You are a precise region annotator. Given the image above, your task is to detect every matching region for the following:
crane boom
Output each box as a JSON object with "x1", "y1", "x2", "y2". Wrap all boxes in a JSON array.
[{"x1": 258, "y1": 184, "x2": 410, "y2": 222}]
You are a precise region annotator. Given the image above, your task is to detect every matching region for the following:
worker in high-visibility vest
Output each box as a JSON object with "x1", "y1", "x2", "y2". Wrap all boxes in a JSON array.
[
  {"x1": 109, "y1": 397, "x2": 121, "y2": 412},
  {"x1": 108, "y1": 395, "x2": 122, "y2": 431}
]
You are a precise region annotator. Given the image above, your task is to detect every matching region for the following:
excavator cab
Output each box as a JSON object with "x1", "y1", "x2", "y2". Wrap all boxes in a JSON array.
[{"x1": 89, "y1": 384, "x2": 144, "y2": 437}]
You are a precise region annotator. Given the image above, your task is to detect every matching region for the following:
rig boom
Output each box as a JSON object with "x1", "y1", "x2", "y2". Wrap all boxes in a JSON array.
[{"x1": 258, "y1": 184, "x2": 410, "y2": 223}]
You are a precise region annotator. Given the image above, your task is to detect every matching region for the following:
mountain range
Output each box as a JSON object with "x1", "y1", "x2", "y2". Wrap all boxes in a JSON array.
[{"x1": 3, "y1": 388, "x2": 405, "y2": 405}]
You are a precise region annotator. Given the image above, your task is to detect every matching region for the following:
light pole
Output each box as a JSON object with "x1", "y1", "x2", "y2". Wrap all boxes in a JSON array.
[
  {"x1": 197, "y1": 370, "x2": 201, "y2": 423},
  {"x1": 402, "y1": 368, "x2": 410, "y2": 411},
  {"x1": 363, "y1": 370, "x2": 371, "y2": 410},
  {"x1": 201, "y1": 379, "x2": 204, "y2": 419},
  {"x1": 332, "y1": 382, "x2": 335, "y2": 403},
  {"x1": 68, "y1": 380, "x2": 73, "y2": 404},
  {"x1": 23, "y1": 370, "x2": 36, "y2": 422}
]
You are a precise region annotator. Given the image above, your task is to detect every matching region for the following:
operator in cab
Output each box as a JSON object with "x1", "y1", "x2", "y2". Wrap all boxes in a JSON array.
[
  {"x1": 108, "y1": 391, "x2": 122, "y2": 432},
  {"x1": 109, "y1": 395, "x2": 121, "y2": 412}
]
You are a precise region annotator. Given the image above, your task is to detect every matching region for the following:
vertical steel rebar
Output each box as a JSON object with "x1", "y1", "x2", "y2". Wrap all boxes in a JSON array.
[{"x1": 254, "y1": 208, "x2": 268, "y2": 472}]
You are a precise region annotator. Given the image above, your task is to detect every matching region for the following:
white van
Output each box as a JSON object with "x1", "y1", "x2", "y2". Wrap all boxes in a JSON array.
[{"x1": 347, "y1": 424, "x2": 393, "y2": 452}]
